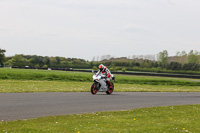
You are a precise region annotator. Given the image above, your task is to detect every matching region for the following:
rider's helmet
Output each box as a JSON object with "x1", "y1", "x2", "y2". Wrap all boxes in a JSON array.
[{"x1": 99, "y1": 64, "x2": 104, "y2": 71}]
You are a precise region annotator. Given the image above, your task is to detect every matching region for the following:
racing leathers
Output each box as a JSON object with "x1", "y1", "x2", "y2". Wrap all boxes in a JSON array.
[
  {"x1": 96, "y1": 66, "x2": 112, "y2": 89},
  {"x1": 96, "y1": 67, "x2": 111, "y2": 81}
]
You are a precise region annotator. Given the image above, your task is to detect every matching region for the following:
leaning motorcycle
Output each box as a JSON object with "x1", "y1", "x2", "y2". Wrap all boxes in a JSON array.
[{"x1": 91, "y1": 74, "x2": 115, "y2": 95}]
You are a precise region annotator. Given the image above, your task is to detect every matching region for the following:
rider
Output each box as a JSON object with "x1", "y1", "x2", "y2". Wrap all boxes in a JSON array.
[{"x1": 96, "y1": 64, "x2": 112, "y2": 88}]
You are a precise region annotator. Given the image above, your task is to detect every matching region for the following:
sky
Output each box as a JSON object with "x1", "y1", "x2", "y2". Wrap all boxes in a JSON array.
[{"x1": 0, "y1": 0, "x2": 200, "y2": 61}]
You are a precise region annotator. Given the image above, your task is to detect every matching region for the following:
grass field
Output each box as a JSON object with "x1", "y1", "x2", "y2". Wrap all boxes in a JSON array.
[
  {"x1": 1, "y1": 104, "x2": 199, "y2": 133},
  {"x1": 1, "y1": 68, "x2": 200, "y2": 93},
  {"x1": 1, "y1": 68, "x2": 200, "y2": 86},
  {"x1": 1, "y1": 80, "x2": 200, "y2": 93}
]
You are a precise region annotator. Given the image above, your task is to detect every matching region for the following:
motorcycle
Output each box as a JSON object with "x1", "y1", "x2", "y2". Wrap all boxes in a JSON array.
[{"x1": 91, "y1": 73, "x2": 115, "y2": 95}]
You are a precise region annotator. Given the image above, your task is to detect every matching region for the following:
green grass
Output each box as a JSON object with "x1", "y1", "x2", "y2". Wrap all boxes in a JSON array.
[
  {"x1": 0, "y1": 80, "x2": 90, "y2": 93},
  {"x1": 1, "y1": 68, "x2": 200, "y2": 86},
  {"x1": 1, "y1": 80, "x2": 200, "y2": 93},
  {"x1": 0, "y1": 68, "x2": 92, "y2": 82},
  {"x1": 1, "y1": 104, "x2": 200, "y2": 132},
  {"x1": 1, "y1": 68, "x2": 200, "y2": 93}
]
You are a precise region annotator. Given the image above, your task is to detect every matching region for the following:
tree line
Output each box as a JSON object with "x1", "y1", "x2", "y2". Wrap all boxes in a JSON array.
[
  {"x1": 5, "y1": 54, "x2": 91, "y2": 69},
  {"x1": 0, "y1": 48, "x2": 200, "y2": 72}
]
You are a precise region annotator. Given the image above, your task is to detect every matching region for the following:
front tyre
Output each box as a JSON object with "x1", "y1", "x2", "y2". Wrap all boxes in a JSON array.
[
  {"x1": 91, "y1": 82, "x2": 98, "y2": 94},
  {"x1": 106, "y1": 82, "x2": 114, "y2": 95}
]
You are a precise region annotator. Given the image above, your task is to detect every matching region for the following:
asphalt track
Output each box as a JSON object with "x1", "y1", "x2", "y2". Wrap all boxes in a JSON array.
[{"x1": 0, "y1": 92, "x2": 200, "y2": 121}]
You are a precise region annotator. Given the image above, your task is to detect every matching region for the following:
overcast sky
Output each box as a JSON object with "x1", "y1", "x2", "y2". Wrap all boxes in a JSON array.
[{"x1": 0, "y1": 0, "x2": 200, "y2": 60}]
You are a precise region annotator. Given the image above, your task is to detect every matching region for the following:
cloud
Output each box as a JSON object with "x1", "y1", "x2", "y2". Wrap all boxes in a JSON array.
[
  {"x1": 0, "y1": 0, "x2": 200, "y2": 60},
  {"x1": 121, "y1": 24, "x2": 150, "y2": 32}
]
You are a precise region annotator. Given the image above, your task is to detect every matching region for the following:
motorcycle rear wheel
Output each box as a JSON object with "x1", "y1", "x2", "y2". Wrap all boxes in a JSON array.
[
  {"x1": 91, "y1": 82, "x2": 98, "y2": 94},
  {"x1": 106, "y1": 82, "x2": 114, "y2": 95}
]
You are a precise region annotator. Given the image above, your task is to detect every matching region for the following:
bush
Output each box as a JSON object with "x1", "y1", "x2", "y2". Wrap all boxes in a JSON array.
[
  {"x1": 122, "y1": 67, "x2": 126, "y2": 72},
  {"x1": 114, "y1": 67, "x2": 119, "y2": 71},
  {"x1": 93, "y1": 66, "x2": 98, "y2": 70},
  {"x1": 43, "y1": 65, "x2": 48, "y2": 68},
  {"x1": 109, "y1": 68, "x2": 114, "y2": 71},
  {"x1": 35, "y1": 64, "x2": 40, "y2": 68}
]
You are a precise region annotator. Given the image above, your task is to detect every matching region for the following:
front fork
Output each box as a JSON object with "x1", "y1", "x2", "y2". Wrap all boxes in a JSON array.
[{"x1": 95, "y1": 82, "x2": 100, "y2": 90}]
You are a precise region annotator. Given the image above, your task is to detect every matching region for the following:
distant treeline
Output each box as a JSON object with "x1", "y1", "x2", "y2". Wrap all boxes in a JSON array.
[
  {"x1": 5, "y1": 55, "x2": 91, "y2": 69},
  {"x1": 2, "y1": 50, "x2": 200, "y2": 73},
  {"x1": 99, "y1": 50, "x2": 200, "y2": 72}
]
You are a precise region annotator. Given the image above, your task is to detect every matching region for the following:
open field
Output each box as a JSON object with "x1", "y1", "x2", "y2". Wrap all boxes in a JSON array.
[
  {"x1": 1, "y1": 104, "x2": 200, "y2": 132},
  {"x1": 1, "y1": 80, "x2": 200, "y2": 93},
  {"x1": 1, "y1": 68, "x2": 200, "y2": 86},
  {"x1": 1, "y1": 68, "x2": 200, "y2": 92}
]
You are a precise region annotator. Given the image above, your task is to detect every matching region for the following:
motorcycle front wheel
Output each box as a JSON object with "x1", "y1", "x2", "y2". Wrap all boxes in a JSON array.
[
  {"x1": 106, "y1": 82, "x2": 114, "y2": 95},
  {"x1": 91, "y1": 82, "x2": 98, "y2": 94}
]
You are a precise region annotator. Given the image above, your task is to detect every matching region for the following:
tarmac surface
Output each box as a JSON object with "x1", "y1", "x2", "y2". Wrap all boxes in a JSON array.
[{"x1": 0, "y1": 92, "x2": 200, "y2": 121}]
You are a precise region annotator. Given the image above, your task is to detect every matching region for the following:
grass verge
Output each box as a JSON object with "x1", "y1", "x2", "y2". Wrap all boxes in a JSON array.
[
  {"x1": 0, "y1": 104, "x2": 200, "y2": 132},
  {"x1": 1, "y1": 80, "x2": 200, "y2": 93},
  {"x1": 1, "y1": 68, "x2": 200, "y2": 86}
]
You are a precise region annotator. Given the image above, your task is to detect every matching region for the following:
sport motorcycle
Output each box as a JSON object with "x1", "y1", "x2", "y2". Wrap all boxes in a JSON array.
[{"x1": 91, "y1": 73, "x2": 115, "y2": 95}]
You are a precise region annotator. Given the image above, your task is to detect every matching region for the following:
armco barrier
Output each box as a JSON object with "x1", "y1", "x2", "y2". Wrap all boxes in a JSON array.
[
  {"x1": 70, "y1": 70, "x2": 200, "y2": 79},
  {"x1": 11, "y1": 67, "x2": 200, "y2": 79},
  {"x1": 67, "y1": 69, "x2": 200, "y2": 79},
  {"x1": 111, "y1": 71, "x2": 200, "y2": 79}
]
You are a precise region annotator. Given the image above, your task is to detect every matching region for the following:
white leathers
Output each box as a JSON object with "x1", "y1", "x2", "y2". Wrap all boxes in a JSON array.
[{"x1": 96, "y1": 64, "x2": 112, "y2": 81}]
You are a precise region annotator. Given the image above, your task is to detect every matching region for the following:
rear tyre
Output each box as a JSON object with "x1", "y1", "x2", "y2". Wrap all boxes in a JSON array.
[
  {"x1": 91, "y1": 82, "x2": 98, "y2": 94},
  {"x1": 106, "y1": 82, "x2": 114, "y2": 95}
]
